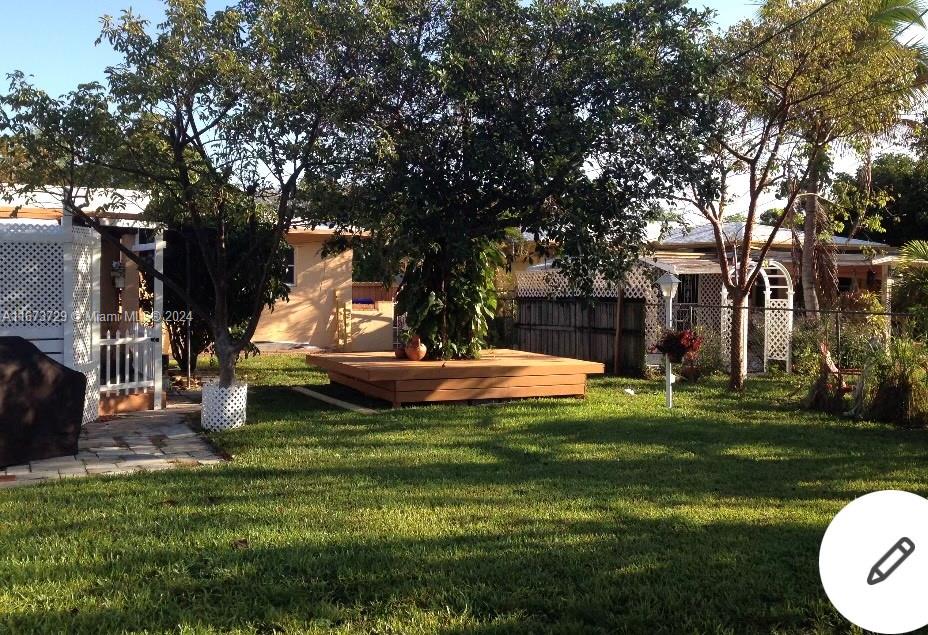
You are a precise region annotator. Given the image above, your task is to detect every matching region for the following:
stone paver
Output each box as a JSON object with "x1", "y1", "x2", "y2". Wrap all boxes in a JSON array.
[{"x1": 0, "y1": 403, "x2": 225, "y2": 488}]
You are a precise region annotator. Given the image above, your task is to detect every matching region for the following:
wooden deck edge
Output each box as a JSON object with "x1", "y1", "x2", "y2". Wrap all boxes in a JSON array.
[
  {"x1": 328, "y1": 371, "x2": 396, "y2": 405},
  {"x1": 396, "y1": 384, "x2": 586, "y2": 404},
  {"x1": 365, "y1": 366, "x2": 602, "y2": 381},
  {"x1": 394, "y1": 374, "x2": 587, "y2": 392},
  {"x1": 306, "y1": 351, "x2": 604, "y2": 383}
]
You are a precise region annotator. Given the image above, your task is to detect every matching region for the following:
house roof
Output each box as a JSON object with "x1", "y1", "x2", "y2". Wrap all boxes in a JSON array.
[
  {"x1": 642, "y1": 256, "x2": 721, "y2": 275},
  {"x1": 1, "y1": 187, "x2": 153, "y2": 228},
  {"x1": 1, "y1": 187, "x2": 150, "y2": 213},
  {"x1": 658, "y1": 222, "x2": 894, "y2": 252}
]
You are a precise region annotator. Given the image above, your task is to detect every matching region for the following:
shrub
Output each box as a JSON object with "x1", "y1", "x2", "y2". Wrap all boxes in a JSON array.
[
  {"x1": 791, "y1": 291, "x2": 888, "y2": 376},
  {"x1": 893, "y1": 240, "x2": 928, "y2": 339},
  {"x1": 867, "y1": 337, "x2": 928, "y2": 428},
  {"x1": 791, "y1": 318, "x2": 828, "y2": 378},
  {"x1": 835, "y1": 291, "x2": 889, "y2": 369},
  {"x1": 691, "y1": 325, "x2": 723, "y2": 375},
  {"x1": 651, "y1": 329, "x2": 702, "y2": 363}
]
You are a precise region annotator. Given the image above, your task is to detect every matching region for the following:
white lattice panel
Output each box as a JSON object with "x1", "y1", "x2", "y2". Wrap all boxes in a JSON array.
[
  {"x1": 720, "y1": 288, "x2": 732, "y2": 369},
  {"x1": 516, "y1": 263, "x2": 656, "y2": 299},
  {"x1": 697, "y1": 275, "x2": 722, "y2": 332},
  {"x1": 622, "y1": 265, "x2": 658, "y2": 300},
  {"x1": 0, "y1": 242, "x2": 64, "y2": 328},
  {"x1": 0, "y1": 222, "x2": 63, "y2": 235},
  {"x1": 766, "y1": 298, "x2": 791, "y2": 361},
  {"x1": 0, "y1": 222, "x2": 101, "y2": 424},
  {"x1": 72, "y1": 227, "x2": 99, "y2": 423}
]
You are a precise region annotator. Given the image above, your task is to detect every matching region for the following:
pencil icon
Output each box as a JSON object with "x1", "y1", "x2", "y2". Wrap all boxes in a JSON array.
[{"x1": 868, "y1": 537, "x2": 915, "y2": 585}]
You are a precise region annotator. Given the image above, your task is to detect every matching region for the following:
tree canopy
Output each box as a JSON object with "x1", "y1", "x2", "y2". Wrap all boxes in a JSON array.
[
  {"x1": 846, "y1": 153, "x2": 928, "y2": 246},
  {"x1": 312, "y1": 0, "x2": 717, "y2": 359},
  {"x1": 2, "y1": 0, "x2": 386, "y2": 384}
]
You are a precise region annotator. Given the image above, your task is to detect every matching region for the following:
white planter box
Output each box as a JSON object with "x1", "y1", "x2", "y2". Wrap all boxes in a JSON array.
[{"x1": 201, "y1": 383, "x2": 248, "y2": 431}]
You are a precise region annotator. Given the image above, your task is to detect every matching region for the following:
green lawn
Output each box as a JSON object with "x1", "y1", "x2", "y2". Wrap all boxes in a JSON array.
[{"x1": 2, "y1": 354, "x2": 927, "y2": 634}]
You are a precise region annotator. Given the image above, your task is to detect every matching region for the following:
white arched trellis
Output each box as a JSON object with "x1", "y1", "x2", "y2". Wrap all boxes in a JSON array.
[{"x1": 721, "y1": 259, "x2": 794, "y2": 374}]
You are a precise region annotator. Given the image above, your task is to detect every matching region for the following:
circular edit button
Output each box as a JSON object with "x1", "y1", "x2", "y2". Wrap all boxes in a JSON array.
[{"x1": 820, "y1": 490, "x2": 928, "y2": 634}]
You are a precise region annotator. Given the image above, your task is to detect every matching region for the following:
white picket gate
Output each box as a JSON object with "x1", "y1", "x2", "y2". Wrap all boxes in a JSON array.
[{"x1": 99, "y1": 323, "x2": 163, "y2": 407}]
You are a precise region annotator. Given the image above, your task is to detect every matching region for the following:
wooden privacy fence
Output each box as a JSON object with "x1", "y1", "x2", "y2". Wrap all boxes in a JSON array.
[{"x1": 514, "y1": 297, "x2": 645, "y2": 374}]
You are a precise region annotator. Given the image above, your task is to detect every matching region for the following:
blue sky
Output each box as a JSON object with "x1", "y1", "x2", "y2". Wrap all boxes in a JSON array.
[{"x1": 0, "y1": 1, "x2": 755, "y2": 97}]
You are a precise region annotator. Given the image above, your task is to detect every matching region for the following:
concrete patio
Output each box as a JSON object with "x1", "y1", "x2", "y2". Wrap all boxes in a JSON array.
[{"x1": 0, "y1": 402, "x2": 224, "y2": 488}]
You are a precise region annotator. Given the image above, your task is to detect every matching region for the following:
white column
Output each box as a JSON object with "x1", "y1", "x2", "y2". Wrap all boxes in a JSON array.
[
  {"x1": 763, "y1": 274, "x2": 771, "y2": 373},
  {"x1": 881, "y1": 264, "x2": 892, "y2": 312},
  {"x1": 882, "y1": 263, "x2": 893, "y2": 341},
  {"x1": 153, "y1": 231, "x2": 164, "y2": 410},
  {"x1": 786, "y1": 286, "x2": 794, "y2": 374},
  {"x1": 88, "y1": 231, "x2": 101, "y2": 420},
  {"x1": 60, "y1": 209, "x2": 75, "y2": 370},
  {"x1": 665, "y1": 293, "x2": 673, "y2": 409},
  {"x1": 739, "y1": 294, "x2": 749, "y2": 378}
]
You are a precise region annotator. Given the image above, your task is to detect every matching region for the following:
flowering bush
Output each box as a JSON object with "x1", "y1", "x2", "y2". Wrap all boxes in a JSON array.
[{"x1": 651, "y1": 329, "x2": 703, "y2": 363}]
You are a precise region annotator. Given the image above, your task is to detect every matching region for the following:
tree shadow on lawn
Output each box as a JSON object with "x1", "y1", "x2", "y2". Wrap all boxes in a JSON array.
[
  {"x1": 1, "y1": 479, "x2": 836, "y2": 634},
  {"x1": 0, "y1": 441, "x2": 921, "y2": 633},
  {"x1": 3, "y1": 379, "x2": 925, "y2": 632},
  {"x1": 239, "y1": 384, "x2": 928, "y2": 505}
]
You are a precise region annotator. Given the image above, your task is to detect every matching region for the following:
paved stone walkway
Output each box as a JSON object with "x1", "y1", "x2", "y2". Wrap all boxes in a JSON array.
[{"x1": 0, "y1": 403, "x2": 224, "y2": 489}]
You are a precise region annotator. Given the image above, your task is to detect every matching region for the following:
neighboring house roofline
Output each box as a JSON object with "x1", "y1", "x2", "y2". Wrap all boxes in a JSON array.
[{"x1": 655, "y1": 222, "x2": 896, "y2": 253}]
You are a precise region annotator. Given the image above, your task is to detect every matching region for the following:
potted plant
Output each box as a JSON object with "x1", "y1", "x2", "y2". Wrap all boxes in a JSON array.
[
  {"x1": 405, "y1": 333, "x2": 428, "y2": 361},
  {"x1": 651, "y1": 329, "x2": 703, "y2": 364},
  {"x1": 202, "y1": 381, "x2": 248, "y2": 431}
]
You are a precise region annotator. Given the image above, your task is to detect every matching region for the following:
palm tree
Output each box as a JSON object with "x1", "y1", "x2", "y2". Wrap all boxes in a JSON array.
[
  {"x1": 894, "y1": 240, "x2": 928, "y2": 336},
  {"x1": 796, "y1": 0, "x2": 928, "y2": 315}
]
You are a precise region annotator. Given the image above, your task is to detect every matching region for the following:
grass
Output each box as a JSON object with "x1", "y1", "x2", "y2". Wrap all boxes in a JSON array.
[{"x1": 2, "y1": 354, "x2": 927, "y2": 633}]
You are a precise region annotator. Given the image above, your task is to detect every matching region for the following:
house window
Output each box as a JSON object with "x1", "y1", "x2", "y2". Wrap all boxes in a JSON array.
[
  {"x1": 677, "y1": 274, "x2": 699, "y2": 304},
  {"x1": 838, "y1": 277, "x2": 853, "y2": 294},
  {"x1": 283, "y1": 245, "x2": 295, "y2": 286}
]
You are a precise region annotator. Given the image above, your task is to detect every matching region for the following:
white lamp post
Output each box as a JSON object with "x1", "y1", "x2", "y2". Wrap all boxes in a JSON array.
[{"x1": 656, "y1": 273, "x2": 681, "y2": 408}]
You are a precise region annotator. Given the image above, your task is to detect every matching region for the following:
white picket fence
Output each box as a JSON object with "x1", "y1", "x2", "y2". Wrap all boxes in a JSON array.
[{"x1": 100, "y1": 323, "x2": 162, "y2": 404}]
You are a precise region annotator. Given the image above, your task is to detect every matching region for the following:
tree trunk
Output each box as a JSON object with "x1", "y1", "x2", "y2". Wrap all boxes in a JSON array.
[
  {"x1": 729, "y1": 291, "x2": 746, "y2": 391},
  {"x1": 802, "y1": 196, "x2": 820, "y2": 313},
  {"x1": 213, "y1": 333, "x2": 237, "y2": 386},
  {"x1": 800, "y1": 136, "x2": 823, "y2": 320}
]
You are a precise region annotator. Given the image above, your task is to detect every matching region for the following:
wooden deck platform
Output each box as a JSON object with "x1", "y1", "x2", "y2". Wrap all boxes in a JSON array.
[{"x1": 306, "y1": 349, "x2": 605, "y2": 407}]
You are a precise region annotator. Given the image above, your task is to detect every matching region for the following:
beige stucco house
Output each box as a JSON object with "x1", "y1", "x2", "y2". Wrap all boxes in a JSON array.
[{"x1": 253, "y1": 227, "x2": 394, "y2": 352}]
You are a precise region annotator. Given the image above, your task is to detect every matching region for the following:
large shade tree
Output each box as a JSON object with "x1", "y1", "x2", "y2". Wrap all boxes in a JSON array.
[
  {"x1": 311, "y1": 0, "x2": 718, "y2": 359},
  {"x1": 1, "y1": 0, "x2": 384, "y2": 385}
]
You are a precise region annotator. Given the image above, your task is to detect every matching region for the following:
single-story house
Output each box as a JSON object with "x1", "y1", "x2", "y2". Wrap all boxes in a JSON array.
[
  {"x1": 515, "y1": 222, "x2": 899, "y2": 374},
  {"x1": 252, "y1": 226, "x2": 394, "y2": 353}
]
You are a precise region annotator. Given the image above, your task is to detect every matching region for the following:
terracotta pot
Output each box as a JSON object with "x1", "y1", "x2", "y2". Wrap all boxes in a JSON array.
[
  {"x1": 394, "y1": 344, "x2": 407, "y2": 359},
  {"x1": 405, "y1": 335, "x2": 428, "y2": 361}
]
